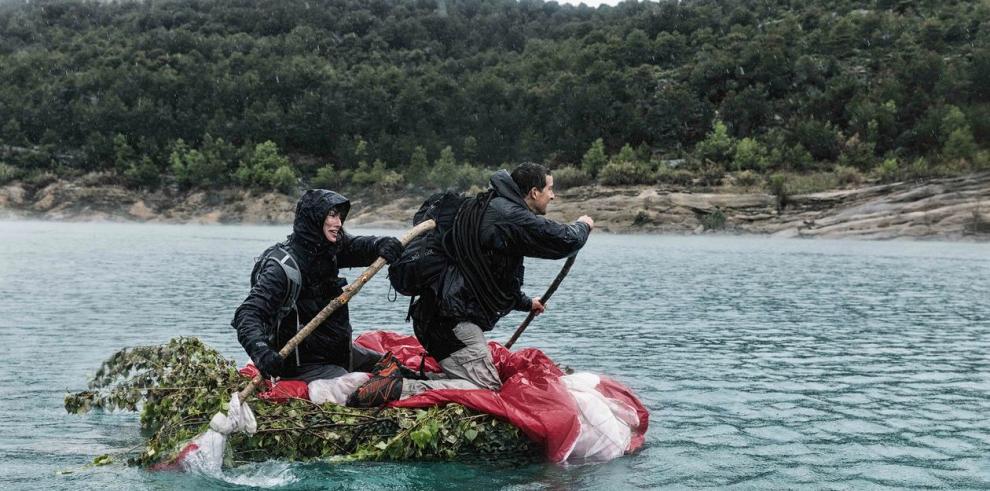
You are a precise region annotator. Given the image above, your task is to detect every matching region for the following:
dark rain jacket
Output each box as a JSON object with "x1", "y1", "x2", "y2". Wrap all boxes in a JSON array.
[
  {"x1": 414, "y1": 170, "x2": 591, "y2": 359},
  {"x1": 232, "y1": 190, "x2": 383, "y2": 375}
]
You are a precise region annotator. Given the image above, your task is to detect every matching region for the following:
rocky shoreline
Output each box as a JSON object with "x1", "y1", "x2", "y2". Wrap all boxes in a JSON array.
[{"x1": 2, "y1": 172, "x2": 989, "y2": 241}]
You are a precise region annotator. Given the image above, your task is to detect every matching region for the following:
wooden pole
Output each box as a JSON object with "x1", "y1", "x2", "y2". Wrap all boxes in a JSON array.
[
  {"x1": 504, "y1": 255, "x2": 576, "y2": 349},
  {"x1": 239, "y1": 219, "x2": 436, "y2": 401}
]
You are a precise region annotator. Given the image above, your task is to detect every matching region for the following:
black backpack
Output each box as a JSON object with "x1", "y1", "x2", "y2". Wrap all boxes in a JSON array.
[
  {"x1": 387, "y1": 191, "x2": 469, "y2": 297},
  {"x1": 250, "y1": 241, "x2": 303, "y2": 330}
]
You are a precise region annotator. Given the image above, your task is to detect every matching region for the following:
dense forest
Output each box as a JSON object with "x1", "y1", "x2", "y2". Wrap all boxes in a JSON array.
[{"x1": 0, "y1": 0, "x2": 987, "y2": 195}]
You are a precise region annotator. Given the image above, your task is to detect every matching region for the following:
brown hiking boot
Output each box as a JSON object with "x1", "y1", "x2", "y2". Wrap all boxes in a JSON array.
[
  {"x1": 347, "y1": 371, "x2": 402, "y2": 407},
  {"x1": 346, "y1": 352, "x2": 403, "y2": 407},
  {"x1": 370, "y1": 351, "x2": 402, "y2": 378}
]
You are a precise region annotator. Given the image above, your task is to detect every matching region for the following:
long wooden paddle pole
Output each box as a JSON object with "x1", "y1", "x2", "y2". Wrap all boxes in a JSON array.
[
  {"x1": 504, "y1": 255, "x2": 577, "y2": 349},
  {"x1": 238, "y1": 219, "x2": 436, "y2": 401}
]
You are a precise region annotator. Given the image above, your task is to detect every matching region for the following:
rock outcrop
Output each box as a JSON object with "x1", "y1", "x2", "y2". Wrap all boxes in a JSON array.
[{"x1": 547, "y1": 172, "x2": 990, "y2": 240}]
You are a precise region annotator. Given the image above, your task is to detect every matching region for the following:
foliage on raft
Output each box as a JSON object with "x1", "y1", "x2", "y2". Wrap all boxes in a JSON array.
[{"x1": 65, "y1": 337, "x2": 540, "y2": 466}]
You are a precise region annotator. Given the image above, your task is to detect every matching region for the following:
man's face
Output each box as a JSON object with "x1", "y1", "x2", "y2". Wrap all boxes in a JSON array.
[
  {"x1": 323, "y1": 209, "x2": 342, "y2": 243},
  {"x1": 528, "y1": 175, "x2": 555, "y2": 215}
]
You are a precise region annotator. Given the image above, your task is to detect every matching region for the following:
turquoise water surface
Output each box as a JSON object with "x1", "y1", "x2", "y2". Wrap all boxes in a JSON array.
[{"x1": 1, "y1": 220, "x2": 988, "y2": 489}]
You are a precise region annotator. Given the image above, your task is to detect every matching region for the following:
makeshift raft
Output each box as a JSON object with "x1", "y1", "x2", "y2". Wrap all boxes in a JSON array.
[{"x1": 65, "y1": 332, "x2": 648, "y2": 468}]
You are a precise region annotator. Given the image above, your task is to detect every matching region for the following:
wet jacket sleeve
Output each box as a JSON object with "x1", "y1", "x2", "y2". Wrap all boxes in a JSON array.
[
  {"x1": 232, "y1": 261, "x2": 287, "y2": 361},
  {"x1": 513, "y1": 262, "x2": 532, "y2": 311},
  {"x1": 504, "y1": 208, "x2": 592, "y2": 260},
  {"x1": 336, "y1": 233, "x2": 382, "y2": 268}
]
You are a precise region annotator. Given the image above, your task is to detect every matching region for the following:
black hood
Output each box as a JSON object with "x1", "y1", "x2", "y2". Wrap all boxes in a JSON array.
[
  {"x1": 289, "y1": 189, "x2": 351, "y2": 253},
  {"x1": 489, "y1": 170, "x2": 526, "y2": 207}
]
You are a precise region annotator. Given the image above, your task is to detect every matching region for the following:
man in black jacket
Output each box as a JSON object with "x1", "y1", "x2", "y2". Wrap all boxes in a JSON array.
[
  {"x1": 233, "y1": 189, "x2": 404, "y2": 382},
  {"x1": 348, "y1": 163, "x2": 593, "y2": 406}
]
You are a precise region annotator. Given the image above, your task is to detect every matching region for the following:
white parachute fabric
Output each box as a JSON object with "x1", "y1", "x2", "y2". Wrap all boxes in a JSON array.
[
  {"x1": 175, "y1": 393, "x2": 257, "y2": 474},
  {"x1": 307, "y1": 372, "x2": 372, "y2": 405},
  {"x1": 561, "y1": 372, "x2": 640, "y2": 463}
]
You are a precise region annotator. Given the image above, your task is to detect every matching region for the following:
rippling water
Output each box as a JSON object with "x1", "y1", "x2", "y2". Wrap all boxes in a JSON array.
[{"x1": 1, "y1": 220, "x2": 988, "y2": 489}]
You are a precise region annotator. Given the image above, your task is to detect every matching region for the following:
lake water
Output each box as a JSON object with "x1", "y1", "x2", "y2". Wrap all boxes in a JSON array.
[{"x1": 1, "y1": 220, "x2": 988, "y2": 489}]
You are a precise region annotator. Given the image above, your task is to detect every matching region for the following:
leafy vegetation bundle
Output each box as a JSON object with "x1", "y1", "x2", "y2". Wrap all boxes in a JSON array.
[{"x1": 64, "y1": 337, "x2": 540, "y2": 467}]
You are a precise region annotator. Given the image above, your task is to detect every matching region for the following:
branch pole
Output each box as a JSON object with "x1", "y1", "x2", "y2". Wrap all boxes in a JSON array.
[{"x1": 504, "y1": 255, "x2": 577, "y2": 349}]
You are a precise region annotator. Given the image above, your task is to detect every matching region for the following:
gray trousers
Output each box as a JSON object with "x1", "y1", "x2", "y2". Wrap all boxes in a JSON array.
[
  {"x1": 401, "y1": 322, "x2": 503, "y2": 398},
  {"x1": 292, "y1": 343, "x2": 382, "y2": 383}
]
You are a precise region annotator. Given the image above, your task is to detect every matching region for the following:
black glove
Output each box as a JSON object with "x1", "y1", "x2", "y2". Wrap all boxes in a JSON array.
[
  {"x1": 375, "y1": 237, "x2": 404, "y2": 264},
  {"x1": 253, "y1": 345, "x2": 285, "y2": 378}
]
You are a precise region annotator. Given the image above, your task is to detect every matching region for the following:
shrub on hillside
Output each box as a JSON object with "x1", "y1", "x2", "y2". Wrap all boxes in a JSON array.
[
  {"x1": 906, "y1": 157, "x2": 930, "y2": 178},
  {"x1": 311, "y1": 164, "x2": 340, "y2": 189},
  {"x1": 169, "y1": 139, "x2": 228, "y2": 189},
  {"x1": 655, "y1": 165, "x2": 694, "y2": 186},
  {"x1": 732, "y1": 138, "x2": 768, "y2": 171},
  {"x1": 0, "y1": 162, "x2": 21, "y2": 184},
  {"x1": 124, "y1": 157, "x2": 161, "y2": 188},
  {"x1": 700, "y1": 208, "x2": 727, "y2": 230},
  {"x1": 777, "y1": 172, "x2": 838, "y2": 195},
  {"x1": 551, "y1": 166, "x2": 592, "y2": 189},
  {"x1": 427, "y1": 146, "x2": 488, "y2": 191},
  {"x1": 833, "y1": 165, "x2": 864, "y2": 186},
  {"x1": 838, "y1": 134, "x2": 876, "y2": 171},
  {"x1": 351, "y1": 160, "x2": 405, "y2": 192},
  {"x1": 696, "y1": 161, "x2": 725, "y2": 187},
  {"x1": 792, "y1": 119, "x2": 840, "y2": 162},
  {"x1": 235, "y1": 141, "x2": 297, "y2": 192},
  {"x1": 731, "y1": 170, "x2": 760, "y2": 187},
  {"x1": 873, "y1": 158, "x2": 900, "y2": 182},
  {"x1": 599, "y1": 160, "x2": 652, "y2": 185},
  {"x1": 768, "y1": 173, "x2": 789, "y2": 211},
  {"x1": 694, "y1": 120, "x2": 736, "y2": 166},
  {"x1": 767, "y1": 143, "x2": 815, "y2": 172},
  {"x1": 271, "y1": 165, "x2": 297, "y2": 194}
]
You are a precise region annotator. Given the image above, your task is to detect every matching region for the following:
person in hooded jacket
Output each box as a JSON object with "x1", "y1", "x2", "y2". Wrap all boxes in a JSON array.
[
  {"x1": 348, "y1": 163, "x2": 594, "y2": 407},
  {"x1": 233, "y1": 189, "x2": 404, "y2": 382}
]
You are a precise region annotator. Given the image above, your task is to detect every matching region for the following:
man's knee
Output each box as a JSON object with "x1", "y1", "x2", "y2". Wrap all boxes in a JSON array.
[{"x1": 441, "y1": 338, "x2": 501, "y2": 391}]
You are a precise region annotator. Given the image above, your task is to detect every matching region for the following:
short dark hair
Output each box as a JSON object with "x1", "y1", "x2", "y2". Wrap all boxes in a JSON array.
[{"x1": 511, "y1": 162, "x2": 551, "y2": 195}]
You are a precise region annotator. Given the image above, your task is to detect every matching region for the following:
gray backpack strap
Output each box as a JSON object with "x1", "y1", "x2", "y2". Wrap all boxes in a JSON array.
[{"x1": 267, "y1": 246, "x2": 302, "y2": 321}]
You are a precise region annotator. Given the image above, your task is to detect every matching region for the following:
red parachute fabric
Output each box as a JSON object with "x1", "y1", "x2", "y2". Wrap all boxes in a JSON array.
[
  {"x1": 353, "y1": 331, "x2": 443, "y2": 374},
  {"x1": 238, "y1": 364, "x2": 309, "y2": 402},
  {"x1": 354, "y1": 331, "x2": 649, "y2": 462}
]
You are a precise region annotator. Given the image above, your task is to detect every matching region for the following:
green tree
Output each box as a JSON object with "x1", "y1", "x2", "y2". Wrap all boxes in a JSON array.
[
  {"x1": 613, "y1": 143, "x2": 638, "y2": 165},
  {"x1": 943, "y1": 128, "x2": 977, "y2": 163},
  {"x1": 408, "y1": 146, "x2": 429, "y2": 185},
  {"x1": 112, "y1": 134, "x2": 137, "y2": 174},
  {"x1": 941, "y1": 106, "x2": 978, "y2": 163},
  {"x1": 462, "y1": 136, "x2": 478, "y2": 165},
  {"x1": 428, "y1": 146, "x2": 459, "y2": 190},
  {"x1": 792, "y1": 119, "x2": 839, "y2": 162},
  {"x1": 838, "y1": 134, "x2": 876, "y2": 171},
  {"x1": 694, "y1": 120, "x2": 736, "y2": 166},
  {"x1": 124, "y1": 157, "x2": 161, "y2": 188},
  {"x1": 312, "y1": 164, "x2": 338, "y2": 189},
  {"x1": 169, "y1": 138, "x2": 227, "y2": 188},
  {"x1": 581, "y1": 138, "x2": 608, "y2": 177},
  {"x1": 272, "y1": 165, "x2": 297, "y2": 194},
  {"x1": 236, "y1": 141, "x2": 296, "y2": 191},
  {"x1": 354, "y1": 137, "x2": 368, "y2": 163},
  {"x1": 733, "y1": 138, "x2": 769, "y2": 171}
]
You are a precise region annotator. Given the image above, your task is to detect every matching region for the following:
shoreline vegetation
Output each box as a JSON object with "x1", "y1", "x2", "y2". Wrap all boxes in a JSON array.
[{"x1": 1, "y1": 0, "x2": 988, "y2": 240}]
